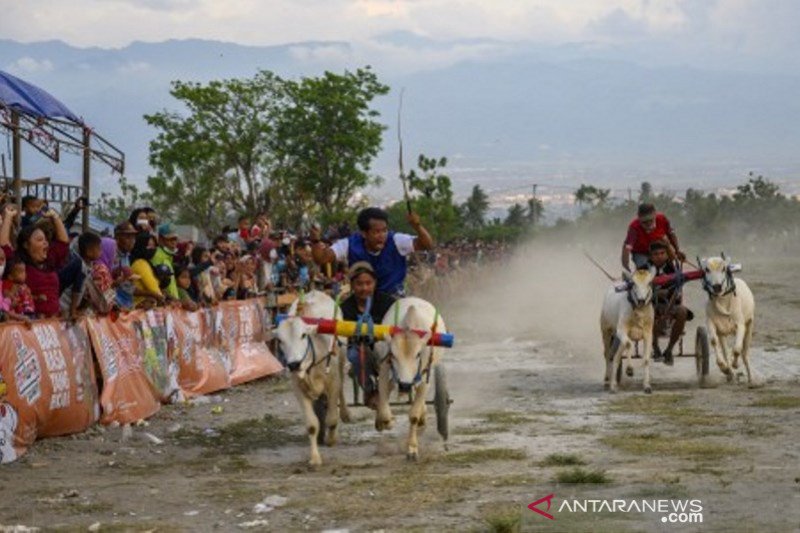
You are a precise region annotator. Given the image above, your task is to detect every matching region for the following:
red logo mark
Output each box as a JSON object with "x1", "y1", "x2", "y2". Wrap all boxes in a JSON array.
[{"x1": 528, "y1": 494, "x2": 555, "y2": 520}]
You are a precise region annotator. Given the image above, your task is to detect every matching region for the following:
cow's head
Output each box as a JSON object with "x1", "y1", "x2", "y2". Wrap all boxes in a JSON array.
[
  {"x1": 275, "y1": 317, "x2": 325, "y2": 376},
  {"x1": 699, "y1": 254, "x2": 736, "y2": 297},
  {"x1": 622, "y1": 266, "x2": 656, "y2": 308},
  {"x1": 388, "y1": 305, "x2": 433, "y2": 393}
]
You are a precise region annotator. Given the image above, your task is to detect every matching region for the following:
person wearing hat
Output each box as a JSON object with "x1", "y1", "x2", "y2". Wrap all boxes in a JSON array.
[
  {"x1": 150, "y1": 223, "x2": 180, "y2": 300},
  {"x1": 111, "y1": 221, "x2": 138, "y2": 310},
  {"x1": 622, "y1": 203, "x2": 685, "y2": 272},
  {"x1": 310, "y1": 207, "x2": 434, "y2": 297},
  {"x1": 340, "y1": 261, "x2": 397, "y2": 410}
]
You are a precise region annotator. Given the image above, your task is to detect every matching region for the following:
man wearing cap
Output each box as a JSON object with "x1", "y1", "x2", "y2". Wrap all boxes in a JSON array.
[
  {"x1": 310, "y1": 207, "x2": 434, "y2": 296},
  {"x1": 622, "y1": 203, "x2": 685, "y2": 272},
  {"x1": 151, "y1": 223, "x2": 180, "y2": 300},
  {"x1": 340, "y1": 261, "x2": 397, "y2": 409},
  {"x1": 112, "y1": 221, "x2": 138, "y2": 309}
]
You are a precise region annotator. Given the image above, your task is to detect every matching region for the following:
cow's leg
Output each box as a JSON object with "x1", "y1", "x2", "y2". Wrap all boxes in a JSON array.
[
  {"x1": 324, "y1": 370, "x2": 341, "y2": 447},
  {"x1": 406, "y1": 381, "x2": 429, "y2": 460},
  {"x1": 742, "y1": 320, "x2": 758, "y2": 388},
  {"x1": 337, "y1": 353, "x2": 352, "y2": 423},
  {"x1": 292, "y1": 378, "x2": 322, "y2": 466},
  {"x1": 609, "y1": 332, "x2": 628, "y2": 393},
  {"x1": 708, "y1": 321, "x2": 733, "y2": 381},
  {"x1": 732, "y1": 321, "x2": 746, "y2": 370},
  {"x1": 602, "y1": 328, "x2": 614, "y2": 389},
  {"x1": 642, "y1": 329, "x2": 653, "y2": 394},
  {"x1": 375, "y1": 359, "x2": 394, "y2": 431}
]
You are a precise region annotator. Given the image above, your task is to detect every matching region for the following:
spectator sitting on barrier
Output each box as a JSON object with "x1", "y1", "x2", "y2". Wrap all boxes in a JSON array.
[
  {"x1": 130, "y1": 232, "x2": 165, "y2": 309},
  {"x1": 58, "y1": 232, "x2": 109, "y2": 320},
  {"x1": 151, "y1": 223, "x2": 180, "y2": 302},
  {"x1": 1, "y1": 204, "x2": 71, "y2": 318}
]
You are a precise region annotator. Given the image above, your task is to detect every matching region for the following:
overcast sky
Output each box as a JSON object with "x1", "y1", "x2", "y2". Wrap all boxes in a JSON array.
[{"x1": 2, "y1": 0, "x2": 799, "y2": 72}]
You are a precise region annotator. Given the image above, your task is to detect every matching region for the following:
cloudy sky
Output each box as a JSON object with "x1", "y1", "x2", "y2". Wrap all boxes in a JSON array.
[{"x1": 2, "y1": 0, "x2": 799, "y2": 72}]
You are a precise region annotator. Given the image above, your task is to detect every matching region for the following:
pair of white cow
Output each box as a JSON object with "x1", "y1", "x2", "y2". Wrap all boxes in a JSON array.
[
  {"x1": 601, "y1": 255, "x2": 756, "y2": 393},
  {"x1": 275, "y1": 291, "x2": 445, "y2": 466}
]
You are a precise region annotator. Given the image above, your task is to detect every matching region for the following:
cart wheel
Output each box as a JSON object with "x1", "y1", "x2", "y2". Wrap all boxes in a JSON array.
[
  {"x1": 695, "y1": 326, "x2": 711, "y2": 387},
  {"x1": 433, "y1": 365, "x2": 450, "y2": 441},
  {"x1": 313, "y1": 394, "x2": 328, "y2": 445}
]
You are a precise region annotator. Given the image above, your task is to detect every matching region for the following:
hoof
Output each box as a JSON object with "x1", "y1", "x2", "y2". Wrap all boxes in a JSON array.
[
  {"x1": 603, "y1": 382, "x2": 610, "y2": 390},
  {"x1": 644, "y1": 386, "x2": 652, "y2": 394},
  {"x1": 626, "y1": 367, "x2": 634, "y2": 377},
  {"x1": 309, "y1": 457, "x2": 322, "y2": 468},
  {"x1": 725, "y1": 371, "x2": 735, "y2": 383},
  {"x1": 340, "y1": 410, "x2": 352, "y2": 424},
  {"x1": 748, "y1": 380, "x2": 764, "y2": 389},
  {"x1": 406, "y1": 451, "x2": 419, "y2": 461},
  {"x1": 608, "y1": 387, "x2": 618, "y2": 394},
  {"x1": 375, "y1": 417, "x2": 394, "y2": 431}
]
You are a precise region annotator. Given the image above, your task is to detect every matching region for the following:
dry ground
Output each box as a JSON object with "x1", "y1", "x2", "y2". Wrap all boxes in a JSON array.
[{"x1": 1, "y1": 251, "x2": 799, "y2": 532}]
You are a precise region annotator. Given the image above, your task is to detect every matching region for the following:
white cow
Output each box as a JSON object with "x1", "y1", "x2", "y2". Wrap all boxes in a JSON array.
[
  {"x1": 375, "y1": 297, "x2": 446, "y2": 460},
  {"x1": 699, "y1": 255, "x2": 757, "y2": 387},
  {"x1": 276, "y1": 290, "x2": 350, "y2": 466},
  {"x1": 600, "y1": 267, "x2": 657, "y2": 393}
]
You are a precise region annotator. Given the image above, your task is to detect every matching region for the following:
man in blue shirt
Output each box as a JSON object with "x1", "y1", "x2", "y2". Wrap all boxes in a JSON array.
[{"x1": 310, "y1": 207, "x2": 434, "y2": 296}]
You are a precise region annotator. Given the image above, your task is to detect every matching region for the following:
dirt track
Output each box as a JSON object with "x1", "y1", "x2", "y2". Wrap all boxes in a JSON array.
[{"x1": 2, "y1": 249, "x2": 800, "y2": 532}]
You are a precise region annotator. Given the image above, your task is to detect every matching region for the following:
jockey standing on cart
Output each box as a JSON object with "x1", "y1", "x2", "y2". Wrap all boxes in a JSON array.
[
  {"x1": 310, "y1": 207, "x2": 434, "y2": 297},
  {"x1": 622, "y1": 203, "x2": 685, "y2": 272}
]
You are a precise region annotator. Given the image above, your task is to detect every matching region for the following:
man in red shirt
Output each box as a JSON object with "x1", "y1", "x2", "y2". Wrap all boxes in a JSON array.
[{"x1": 621, "y1": 203, "x2": 685, "y2": 271}]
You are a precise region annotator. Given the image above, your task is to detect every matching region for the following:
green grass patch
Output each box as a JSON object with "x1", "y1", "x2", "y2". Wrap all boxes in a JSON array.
[
  {"x1": 554, "y1": 467, "x2": 611, "y2": 484},
  {"x1": 540, "y1": 453, "x2": 586, "y2": 467},
  {"x1": 482, "y1": 504, "x2": 521, "y2": 533},
  {"x1": 172, "y1": 414, "x2": 303, "y2": 456},
  {"x1": 444, "y1": 447, "x2": 528, "y2": 465},
  {"x1": 750, "y1": 395, "x2": 800, "y2": 409},
  {"x1": 601, "y1": 432, "x2": 742, "y2": 460}
]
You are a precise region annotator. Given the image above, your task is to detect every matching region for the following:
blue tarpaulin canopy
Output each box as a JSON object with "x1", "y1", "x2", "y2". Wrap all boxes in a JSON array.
[{"x1": 0, "y1": 70, "x2": 82, "y2": 123}]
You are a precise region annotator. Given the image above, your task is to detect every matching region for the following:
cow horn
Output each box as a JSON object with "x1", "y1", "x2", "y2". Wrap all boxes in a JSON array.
[{"x1": 721, "y1": 251, "x2": 726, "y2": 261}]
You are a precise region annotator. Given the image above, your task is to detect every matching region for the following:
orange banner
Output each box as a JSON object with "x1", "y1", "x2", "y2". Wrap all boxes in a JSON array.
[
  {"x1": 85, "y1": 314, "x2": 162, "y2": 426},
  {"x1": 168, "y1": 309, "x2": 231, "y2": 397},
  {"x1": 0, "y1": 320, "x2": 99, "y2": 464},
  {"x1": 218, "y1": 300, "x2": 283, "y2": 386},
  {"x1": 1, "y1": 298, "x2": 284, "y2": 463}
]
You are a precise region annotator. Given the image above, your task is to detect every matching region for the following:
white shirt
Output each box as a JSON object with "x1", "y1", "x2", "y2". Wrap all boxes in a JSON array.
[{"x1": 330, "y1": 233, "x2": 416, "y2": 262}]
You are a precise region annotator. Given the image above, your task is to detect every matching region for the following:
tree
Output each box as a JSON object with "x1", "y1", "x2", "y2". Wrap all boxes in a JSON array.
[
  {"x1": 145, "y1": 71, "x2": 286, "y2": 231},
  {"x1": 574, "y1": 184, "x2": 611, "y2": 210},
  {"x1": 526, "y1": 197, "x2": 544, "y2": 225},
  {"x1": 271, "y1": 67, "x2": 389, "y2": 227},
  {"x1": 734, "y1": 173, "x2": 781, "y2": 201},
  {"x1": 461, "y1": 184, "x2": 490, "y2": 230},
  {"x1": 505, "y1": 203, "x2": 527, "y2": 227},
  {"x1": 134, "y1": 68, "x2": 389, "y2": 235},
  {"x1": 388, "y1": 154, "x2": 461, "y2": 242}
]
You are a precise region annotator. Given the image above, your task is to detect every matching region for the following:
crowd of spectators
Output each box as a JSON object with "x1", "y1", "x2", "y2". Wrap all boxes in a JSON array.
[{"x1": 0, "y1": 196, "x2": 512, "y2": 326}]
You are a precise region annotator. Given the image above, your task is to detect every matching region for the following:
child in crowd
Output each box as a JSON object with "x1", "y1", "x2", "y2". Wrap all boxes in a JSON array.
[
  {"x1": 174, "y1": 265, "x2": 199, "y2": 311},
  {"x1": 3, "y1": 258, "x2": 35, "y2": 319},
  {"x1": 0, "y1": 250, "x2": 32, "y2": 326},
  {"x1": 59, "y1": 232, "x2": 109, "y2": 320}
]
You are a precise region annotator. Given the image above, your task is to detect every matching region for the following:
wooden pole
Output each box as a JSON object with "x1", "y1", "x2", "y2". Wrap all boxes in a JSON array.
[
  {"x1": 82, "y1": 126, "x2": 91, "y2": 231},
  {"x1": 11, "y1": 111, "x2": 21, "y2": 208}
]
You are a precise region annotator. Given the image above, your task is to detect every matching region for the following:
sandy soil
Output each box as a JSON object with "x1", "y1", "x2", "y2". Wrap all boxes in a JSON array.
[{"x1": 2, "y1": 248, "x2": 799, "y2": 532}]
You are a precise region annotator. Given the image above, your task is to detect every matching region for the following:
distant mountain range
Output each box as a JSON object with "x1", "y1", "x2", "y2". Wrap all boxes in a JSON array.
[{"x1": 2, "y1": 36, "x2": 799, "y2": 206}]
